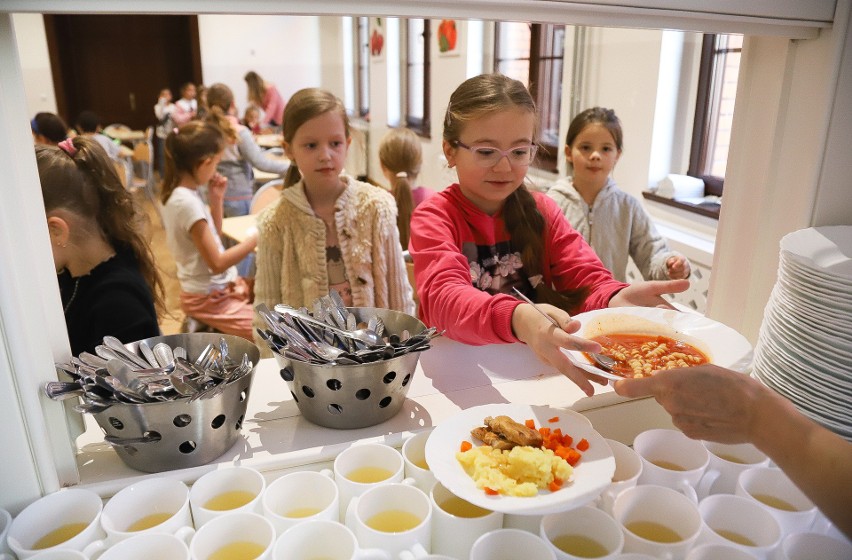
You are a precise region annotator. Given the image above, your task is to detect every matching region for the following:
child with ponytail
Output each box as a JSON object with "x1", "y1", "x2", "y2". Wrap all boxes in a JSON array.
[
  {"x1": 36, "y1": 137, "x2": 164, "y2": 354},
  {"x1": 378, "y1": 127, "x2": 433, "y2": 249},
  {"x1": 409, "y1": 73, "x2": 689, "y2": 396},
  {"x1": 160, "y1": 121, "x2": 257, "y2": 340}
]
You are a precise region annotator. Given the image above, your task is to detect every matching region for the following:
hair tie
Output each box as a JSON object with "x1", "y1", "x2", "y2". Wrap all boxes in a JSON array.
[
  {"x1": 395, "y1": 171, "x2": 408, "y2": 178},
  {"x1": 173, "y1": 127, "x2": 179, "y2": 135},
  {"x1": 57, "y1": 138, "x2": 77, "y2": 156}
]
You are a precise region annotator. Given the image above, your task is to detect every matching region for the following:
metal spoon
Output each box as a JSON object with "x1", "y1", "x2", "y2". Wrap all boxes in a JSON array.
[
  {"x1": 138, "y1": 340, "x2": 160, "y2": 369},
  {"x1": 152, "y1": 342, "x2": 176, "y2": 370},
  {"x1": 103, "y1": 336, "x2": 152, "y2": 370},
  {"x1": 274, "y1": 304, "x2": 386, "y2": 347},
  {"x1": 511, "y1": 287, "x2": 622, "y2": 380}
]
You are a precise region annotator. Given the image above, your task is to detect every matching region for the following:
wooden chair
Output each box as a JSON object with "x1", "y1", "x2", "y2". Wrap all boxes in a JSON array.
[
  {"x1": 131, "y1": 126, "x2": 155, "y2": 198},
  {"x1": 250, "y1": 179, "x2": 284, "y2": 214}
]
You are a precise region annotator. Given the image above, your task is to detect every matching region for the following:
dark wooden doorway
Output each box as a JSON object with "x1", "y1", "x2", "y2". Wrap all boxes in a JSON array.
[{"x1": 44, "y1": 14, "x2": 202, "y2": 131}]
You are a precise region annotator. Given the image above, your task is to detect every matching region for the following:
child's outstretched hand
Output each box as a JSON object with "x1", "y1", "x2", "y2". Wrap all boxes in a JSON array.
[
  {"x1": 666, "y1": 256, "x2": 691, "y2": 280},
  {"x1": 511, "y1": 303, "x2": 607, "y2": 397},
  {"x1": 609, "y1": 279, "x2": 689, "y2": 309}
]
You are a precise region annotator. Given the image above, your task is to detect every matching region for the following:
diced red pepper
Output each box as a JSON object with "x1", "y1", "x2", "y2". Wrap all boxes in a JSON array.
[
  {"x1": 484, "y1": 487, "x2": 500, "y2": 496},
  {"x1": 548, "y1": 416, "x2": 560, "y2": 423},
  {"x1": 576, "y1": 438, "x2": 590, "y2": 451},
  {"x1": 525, "y1": 419, "x2": 536, "y2": 430},
  {"x1": 460, "y1": 441, "x2": 472, "y2": 452}
]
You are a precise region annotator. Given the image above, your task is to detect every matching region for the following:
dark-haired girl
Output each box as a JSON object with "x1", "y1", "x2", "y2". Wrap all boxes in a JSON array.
[
  {"x1": 37, "y1": 137, "x2": 164, "y2": 354},
  {"x1": 409, "y1": 74, "x2": 689, "y2": 396}
]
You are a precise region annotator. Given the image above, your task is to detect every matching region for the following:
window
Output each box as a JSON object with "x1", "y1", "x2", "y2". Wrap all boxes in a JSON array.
[
  {"x1": 495, "y1": 22, "x2": 565, "y2": 172},
  {"x1": 356, "y1": 16, "x2": 370, "y2": 118},
  {"x1": 688, "y1": 33, "x2": 742, "y2": 196},
  {"x1": 405, "y1": 18, "x2": 430, "y2": 136}
]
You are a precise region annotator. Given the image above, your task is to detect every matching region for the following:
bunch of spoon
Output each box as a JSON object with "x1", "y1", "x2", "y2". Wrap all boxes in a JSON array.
[
  {"x1": 44, "y1": 335, "x2": 254, "y2": 413},
  {"x1": 256, "y1": 295, "x2": 441, "y2": 366}
]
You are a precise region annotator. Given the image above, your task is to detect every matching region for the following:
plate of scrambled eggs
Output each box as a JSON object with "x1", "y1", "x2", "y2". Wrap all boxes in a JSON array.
[{"x1": 425, "y1": 403, "x2": 615, "y2": 515}]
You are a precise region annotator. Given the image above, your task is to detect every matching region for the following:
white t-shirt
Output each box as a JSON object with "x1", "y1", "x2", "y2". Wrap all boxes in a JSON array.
[{"x1": 161, "y1": 186, "x2": 237, "y2": 294}]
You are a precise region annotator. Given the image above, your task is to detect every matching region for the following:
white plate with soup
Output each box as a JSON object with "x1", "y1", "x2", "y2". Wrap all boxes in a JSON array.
[
  {"x1": 562, "y1": 307, "x2": 753, "y2": 379},
  {"x1": 425, "y1": 403, "x2": 615, "y2": 515}
]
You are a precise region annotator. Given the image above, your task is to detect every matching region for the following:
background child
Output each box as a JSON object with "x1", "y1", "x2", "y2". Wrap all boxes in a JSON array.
[
  {"x1": 160, "y1": 121, "x2": 257, "y2": 339},
  {"x1": 244, "y1": 70, "x2": 286, "y2": 128},
  {"x1": 75, "y1": 109, "x2": 133, "y2": 187},
  {"x1": 548, "y1": 107, "x2": 690, "y2": 282},
  {"x1": 378, "y1": 127, "x2": 434, "y2": 249},
  {"x1": 242, "y1": 106, "x2": 262, "y2": 134},
  {"x1": 31, "y1": 112, "x2": 69, "y2": 146},
  {"x1": 154, "y1": 88, "x2": 175, "y2": 177},
  {"x1": 171, "y1": 82, "x2": 198, "y2": 126},
  {"x1": 205, "y1": 83, "x2": 289, "y2": 219},
  {"x1": 253, "y1": 88, "x2": 414, "y2": 353},
  {"x1": 36, "y1": 136, "x2": 164, "y2": 354},
  {"x1": 409, "y1": 73, "x2": 689, "y2": 396}
]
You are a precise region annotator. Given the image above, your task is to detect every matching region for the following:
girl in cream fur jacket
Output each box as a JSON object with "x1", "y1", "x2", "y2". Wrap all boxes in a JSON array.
[{"x1": 253, "y1": 88, "x2": 414, "y2": 355}]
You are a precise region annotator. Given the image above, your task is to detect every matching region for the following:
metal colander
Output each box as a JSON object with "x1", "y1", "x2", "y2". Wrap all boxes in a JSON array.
[
  {"x1": 272, "y1": 307, "x2": 427, "y2": 429},
  {"x1": 92, "y1": 333, "x2": 260, "y2": 473}
]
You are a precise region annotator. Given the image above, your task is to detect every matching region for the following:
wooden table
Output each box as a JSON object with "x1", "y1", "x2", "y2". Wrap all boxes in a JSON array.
[
  {"x1": 221, "y1": 214, "x2": 257, "y2": 243},
  {"x1": 255, "y1": 133, "x2": 284, "y2": 148},
  {"x1": 253, "y1": 152, "x2": 289, "y2": 184},
  {"x1": 105, "y1": 128, "x2": 146, "y2": 144}
]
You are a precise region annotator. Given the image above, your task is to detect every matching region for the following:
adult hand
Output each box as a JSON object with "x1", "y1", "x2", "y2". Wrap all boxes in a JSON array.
[
  {"x1": 666, "y1": 256, "x2": 691, "y2": 280},
  {"x1": 613, "y1": 364, "x2": 766, "y2": 443},
  {"x1": 511, "y1": 303, "x2": 608, "y2": 397},
  {"x1": 609, "y1": 279, "x2": 690, "y2": 309}
]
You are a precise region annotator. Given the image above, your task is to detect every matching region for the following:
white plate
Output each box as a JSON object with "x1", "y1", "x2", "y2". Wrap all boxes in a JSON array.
[
  {"x1": 779, "y1": 226, "x2": 852, "y2": 278},
  {"x1": 562, "y1": 307, "x2": 754, "y2": 376},
  {"x1": 424, "y1": 404, "x2": 614, "y2": 515}
]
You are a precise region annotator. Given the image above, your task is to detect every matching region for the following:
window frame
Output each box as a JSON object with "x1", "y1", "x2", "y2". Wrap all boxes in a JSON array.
[
  {"x1": 494, "y1": 22, "x2": 565, "y2": 173},
  {"x1": 688, "y1": 33, "x2": 742, "y2": 198},
  {"x1": 404, "y1": 18, "x2": 431, "y2": 137},
  {"x1": 356, "y1": 16, "x2": 370, "y2": 119}
]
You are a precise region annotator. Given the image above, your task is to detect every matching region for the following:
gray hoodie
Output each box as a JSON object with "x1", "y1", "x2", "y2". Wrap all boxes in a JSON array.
[{"x1": 547, "y1": 176, "x2": 687, "y2": 282}]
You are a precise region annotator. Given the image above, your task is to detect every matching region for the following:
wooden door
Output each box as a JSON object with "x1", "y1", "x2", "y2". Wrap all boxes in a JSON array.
[{"x1": 44, "y1": 15, "x2": 202, "y2": 131}]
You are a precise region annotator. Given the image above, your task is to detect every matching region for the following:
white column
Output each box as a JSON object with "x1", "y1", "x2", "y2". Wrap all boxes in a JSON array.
[
  {"x1": 0, "y1": 14, "x2": 80, "y2": 514},
  {"x1": 707, "y1": 0, "x2": 852, "y2": 341}
]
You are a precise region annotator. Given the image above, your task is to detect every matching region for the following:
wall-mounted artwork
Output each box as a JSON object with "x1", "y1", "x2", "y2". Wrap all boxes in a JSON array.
[
  {"x1": 437, "y1": 19, "x2": 460, "y2": 56},
  {"x1": 370, "y1": 17, "x2": 385, "y2": 61}
]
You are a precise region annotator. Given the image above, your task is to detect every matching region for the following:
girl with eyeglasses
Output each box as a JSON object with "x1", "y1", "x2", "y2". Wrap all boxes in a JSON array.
[{"x1": 409, "y1": 73, "x2": 689, "y2": 396}]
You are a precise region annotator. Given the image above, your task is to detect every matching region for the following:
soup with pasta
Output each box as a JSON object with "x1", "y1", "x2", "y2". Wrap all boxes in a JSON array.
[{"x1": 585, "y1": 334, "x2": 709, "y2": 378}]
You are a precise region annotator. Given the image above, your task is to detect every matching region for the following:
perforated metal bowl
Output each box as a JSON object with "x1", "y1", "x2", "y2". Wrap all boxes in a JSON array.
[
  {"x1": 92, "y1": 333, "x2": 260, "y2": 473},
  {"x1": 272, "y1": 307, "x2": 427, "y2": 429}
]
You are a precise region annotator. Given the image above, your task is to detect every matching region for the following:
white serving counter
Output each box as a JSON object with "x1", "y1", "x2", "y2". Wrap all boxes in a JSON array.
[{"x1": 74, "y1": 338, "x2": 674, "y2": 497}]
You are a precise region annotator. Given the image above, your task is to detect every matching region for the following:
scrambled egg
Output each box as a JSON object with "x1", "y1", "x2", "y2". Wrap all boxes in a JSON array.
[{"x1": 456, "y1": 445, "x2": 572, "y2": 497}]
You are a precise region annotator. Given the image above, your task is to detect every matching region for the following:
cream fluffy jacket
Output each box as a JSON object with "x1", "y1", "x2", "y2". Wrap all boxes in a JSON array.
[{"x1": 253, "y1": 176, "x2": 415, "y2": 355}]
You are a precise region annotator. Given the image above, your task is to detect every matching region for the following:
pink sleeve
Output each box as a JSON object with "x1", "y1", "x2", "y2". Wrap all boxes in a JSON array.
[
  {"x1": 171, "y1": 104, "x2": 193, "y2": 126},
  {"x1": 262, "y1": 86, "x2": 286, "y2": 125},
  {"x1": 537, "y1": 193, "x2": 628, "y2": 311},
  {"x1": 409, "y1": 201, "x2": 522, "y2": 346}
]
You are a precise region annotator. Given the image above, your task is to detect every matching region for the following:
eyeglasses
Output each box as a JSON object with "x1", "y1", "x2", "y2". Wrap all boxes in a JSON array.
[{"x1": 454, "y1": 141, "x2": 538, "y2": 168}]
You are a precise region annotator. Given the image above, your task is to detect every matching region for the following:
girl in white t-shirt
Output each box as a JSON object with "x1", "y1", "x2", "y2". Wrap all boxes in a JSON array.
[{"x1": 160, "y1": 120, "x2": 257, "y2": 339}]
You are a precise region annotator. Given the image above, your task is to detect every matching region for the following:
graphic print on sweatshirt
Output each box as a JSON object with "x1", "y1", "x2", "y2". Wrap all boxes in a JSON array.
[{"x1": 462, "y1": 240, "x2": 532, "y2": 296}]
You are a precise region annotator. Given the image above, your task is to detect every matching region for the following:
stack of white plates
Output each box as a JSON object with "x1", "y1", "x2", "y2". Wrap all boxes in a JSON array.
[{"x1": 753, "y1": 226, "x2": 852, "y2": 440}]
